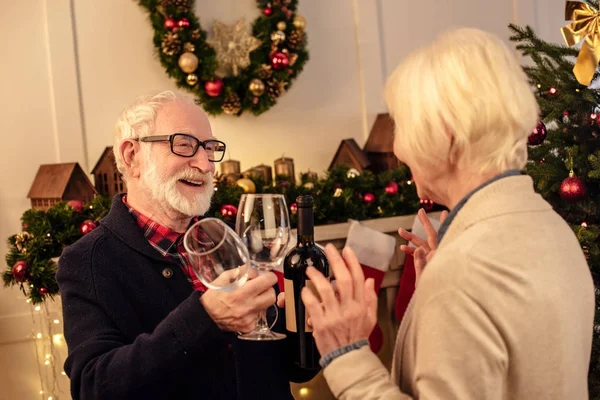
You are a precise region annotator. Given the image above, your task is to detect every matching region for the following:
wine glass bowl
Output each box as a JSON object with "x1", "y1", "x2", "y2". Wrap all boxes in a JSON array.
[
  {"x1": 183, "y1": 218, "x2": 249, "y2": 292},
  {"x1": 236, "y1": 194, "x2": 292, "y2": 341}
]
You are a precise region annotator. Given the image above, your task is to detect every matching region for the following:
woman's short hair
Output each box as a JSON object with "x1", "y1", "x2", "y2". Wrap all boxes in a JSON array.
[{"x1": 384, "y1": 28, "x2": 539, "y2": 173}]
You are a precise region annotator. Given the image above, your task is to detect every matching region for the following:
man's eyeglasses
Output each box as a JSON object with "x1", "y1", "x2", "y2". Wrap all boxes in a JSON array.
[{"x1": 134, "y1": 134, "x2": 226, "y2": 162}]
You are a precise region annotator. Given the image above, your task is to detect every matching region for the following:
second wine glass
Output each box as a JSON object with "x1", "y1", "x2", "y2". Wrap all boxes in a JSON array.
[{"x1": 236, "y1": 193, "x2": 292, "y2": 341}]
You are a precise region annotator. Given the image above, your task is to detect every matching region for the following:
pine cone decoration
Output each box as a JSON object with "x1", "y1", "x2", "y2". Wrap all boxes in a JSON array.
[
  {"x1": 267, "y1": 79, "x2": 288, "y2": 101},
  {"x1": 257, "y1": 64, "x2": 273, "y2": 80},
  {"x1": 190, "y1": 28, "x2": 202, "y2": 41},
  {"x1": 287, "y1": 30, "x2": 305, "y2": 50},
  {"x1": 222, "y1": 92, "x2": 242, "y2": 115},
  {"x1": 161, "y1": 32, "x2": 182, "y2": 56},
  {"x1": 161, "y1": 0, "x2": 191, "y2": 11}
]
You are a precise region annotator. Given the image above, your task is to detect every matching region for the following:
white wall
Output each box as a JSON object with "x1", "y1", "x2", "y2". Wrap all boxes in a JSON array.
[{"x1": 0, "y1": 0, "x2": 568, "y2": 398}]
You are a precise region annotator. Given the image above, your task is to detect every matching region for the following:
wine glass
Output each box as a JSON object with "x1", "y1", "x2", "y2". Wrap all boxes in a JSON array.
[
  {"x1": 236, "y1": 194, "x2": 292, "y2": 341},
  {"x1": 183, "y1": 218, "x2": 249, "y2": 292}
]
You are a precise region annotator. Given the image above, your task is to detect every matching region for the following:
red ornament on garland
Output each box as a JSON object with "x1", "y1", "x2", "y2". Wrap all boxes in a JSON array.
[
  {"x1": 560, "y1": 171, "x2": 586, "y2": 202},
  {"x1": 68, "y1": 200, "x2": 84, "y2": 212},
  {"x1": 80, "y1": 220, "x2": 97, "y2": 236},
  {"x1": 384, "y1": 181, "x2": 399, "y2": 195},
  {"x1": 290, "y1": 202, "x2": 298, "y2": 214},
  {"x1": 12, "y1": 261, "x2": 28, "y2": 283},
  {"x1": 177, "y1": 18, "x2": 190, "y2": 28},
  {"x1": 263, "y1": 7, "x2": 273, "y2": 16},
  {"x1": 420, "y1": 199, "x2": 434, "y2": 211},
  {"x1": 164, "y1": 18, "x2": 176, "y2": 30},
  {"x1": 204, "y1": 79, "x2": 223, "y2": 97},
  {"x1": 39, "y1": 287, "x2": 48, "y2": 295},
  {"x1": 528, "y1": 121, "x2": 547, "y2": 146},
  {"x1": 220, "y1": 204, "x2": 238, "y2": 218},
  {"x1": 363, "y1": 193, "x2": 375, "y2": 203},
  {"x1": 549, "y1": 87, "x2": 557, "y2": 95},
  {"x1": 270, "y1": 52, "x2": 289, "y2": 70}
]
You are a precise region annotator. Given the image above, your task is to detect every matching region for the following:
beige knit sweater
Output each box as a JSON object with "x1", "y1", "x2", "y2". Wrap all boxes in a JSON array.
[{"x1": 324, "y1": 175, "x2": 594, "y2": 399}]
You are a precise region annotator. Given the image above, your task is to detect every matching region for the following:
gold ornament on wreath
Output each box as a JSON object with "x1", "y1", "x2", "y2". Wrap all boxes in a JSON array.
[{"x1": 138, "y1": 0, "x2": 309, "y2": 117}]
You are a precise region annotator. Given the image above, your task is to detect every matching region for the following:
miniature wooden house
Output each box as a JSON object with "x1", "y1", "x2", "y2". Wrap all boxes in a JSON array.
[
  {"x1": 91, "y1": 146, "x2": 126, "y2": 198},
  {"x1": 364, "y1": 113, "x2": 400, "y2": 173},
  {"x1": 27, "y1": 163, "x2": 97, "y2": 210},
  {"x1": 328, "y1": 138, "x2": 371, "y2": 172}
]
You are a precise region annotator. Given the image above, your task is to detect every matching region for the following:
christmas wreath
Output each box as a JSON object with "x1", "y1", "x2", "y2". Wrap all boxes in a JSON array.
[{"x1": 138, "y1": 0, "x2": 309, "y2": 116}]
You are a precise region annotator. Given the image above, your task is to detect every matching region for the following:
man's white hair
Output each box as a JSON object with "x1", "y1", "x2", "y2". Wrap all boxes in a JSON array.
[{"x1": 113, "y1": 90, "x2": 195, "y2": 177}]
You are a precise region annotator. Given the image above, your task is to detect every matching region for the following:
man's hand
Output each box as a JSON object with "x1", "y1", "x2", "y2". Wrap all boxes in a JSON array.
[{"x1": 200, "y1": 271, "x2": 278, "y2": 333}]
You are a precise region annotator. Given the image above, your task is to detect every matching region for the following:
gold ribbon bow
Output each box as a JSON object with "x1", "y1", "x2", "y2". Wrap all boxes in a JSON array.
[{"x1": 561, "y1": 1, "x2": 600, "y2": 86}]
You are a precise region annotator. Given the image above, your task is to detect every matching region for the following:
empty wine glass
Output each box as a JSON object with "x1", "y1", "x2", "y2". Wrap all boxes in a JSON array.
[
  {"x1": 183, "y1": 218, "x2": 249, "y2": 292},
  {"x1": 236, "y1": 194, "x2": 292, "y2": 341}
]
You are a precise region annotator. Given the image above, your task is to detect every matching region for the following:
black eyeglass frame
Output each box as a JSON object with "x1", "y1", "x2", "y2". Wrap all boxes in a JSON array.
[{"x1": 134, "y1": 134, "x2": 227, "y2": 162}]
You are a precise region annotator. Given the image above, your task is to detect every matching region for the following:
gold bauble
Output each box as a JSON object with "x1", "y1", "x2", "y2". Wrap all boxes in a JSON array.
[
  {"x1": 184, "y1": 42, "x2": 195, "y2": 52},
  {"x1": 249, "y1": 79, "x2": 266, "y2": 96},
  {"x1": 186, "y1": 74, "x2": 198, "y2": 86},
  {"x1": 293, "y1": 15, "x2": 307, "y2": 30},
  {"x1": 236, "y1": 178, "x2": 256, "y2": 193},
  {"x1": 277, "y1": 21, "x2": 287, "y2": 31},
  {"x1": 271, "y1": 31, "x2": 286, "y2": 43},
  {"x1": 178, "y1": 52, "x2": 199, "y2": 74}
]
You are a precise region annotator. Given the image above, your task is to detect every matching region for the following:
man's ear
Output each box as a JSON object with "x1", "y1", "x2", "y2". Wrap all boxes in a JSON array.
[{"x1": 120, "y1": 140, "x2": 141, "y2": 179}]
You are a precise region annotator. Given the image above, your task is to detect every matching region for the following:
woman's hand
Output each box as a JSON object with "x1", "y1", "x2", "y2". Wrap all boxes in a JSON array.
[
  {"x1": 398, "y1": 208, "x2": 448, "y2": 286},
  {"x1": 300, "y1": 244, "x2": 378, "y2": 358}
]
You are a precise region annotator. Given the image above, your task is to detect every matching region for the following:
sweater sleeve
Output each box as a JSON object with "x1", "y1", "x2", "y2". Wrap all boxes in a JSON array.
[
  {"x1": 57, "y1": 240, "x2": 225, "y2": 400},
  {"x1": 323, "y1": 289, "x2": 507, "y2": 400}
]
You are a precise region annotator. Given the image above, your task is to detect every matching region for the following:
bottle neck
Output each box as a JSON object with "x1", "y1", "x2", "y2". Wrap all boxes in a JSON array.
[{"x1": 297, "y1": 206, "x2": 315, "y2": 245}]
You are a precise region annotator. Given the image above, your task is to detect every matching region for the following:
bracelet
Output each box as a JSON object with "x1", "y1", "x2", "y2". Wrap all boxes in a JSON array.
[{"x1": 319, "y1": 339, "x2": 370, "y2": 369}]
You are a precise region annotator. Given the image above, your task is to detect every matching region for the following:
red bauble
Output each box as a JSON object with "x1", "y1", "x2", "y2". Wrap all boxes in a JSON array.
[
  {"x1": 252, "y1": 97, "x2": 259, "y2": 105},
  {"x1": 12, "y1": 261, "x2": 28, "y2": 283},
  {"x1": 549, "y1": 87, "x2": 558, "y2": 95},
  {"x1": 384, "y1": 181, "x2": 399, "y2": 195},
  {"x1": 220, "y1": 204, "x2": 238, "y2": 218},
  {"x1": 263, "y1": 7, "x2": 273, "y2": 16},
  {"x1": 420, "y1": 199, "x2": 434, "y2": 211},
  {"x1": 204, "y1": 79, "x2": 223, "y2": 97},
  {"x1": 270, "y1": 52, "x2": 289, "y2": 70},
  {"x1": 363, "y1": 193, "x2": 375, "y2": 203},
  {"x1": 68, "y1": 200, "x2": 84, "y2": 212},
  {"x1": 560, "y1": 173, "x2": 586, "y2": 202},
  {"x1": 80, "y1": 220, "x2": 97, "y2": 236},
  {"x1": 164, "y1": 18, "x2": 176, "y2": 30},
  {"x1": 177, "y1": 18, "x2": 190, "y2": 28},
  {"x1": 39, "y1": 287, "x2": 48, "y2": 295},
  {"x1": 528, "y1": 121, "x2": 547, "y2": 146},
  {"x1": 290, "y1": 202, "x2": 298, "y2": 214}
]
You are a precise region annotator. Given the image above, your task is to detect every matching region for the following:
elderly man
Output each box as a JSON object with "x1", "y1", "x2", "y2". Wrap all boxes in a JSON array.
[{"x1": 57, "y1": 91, "x2": 293, "y2": 400}]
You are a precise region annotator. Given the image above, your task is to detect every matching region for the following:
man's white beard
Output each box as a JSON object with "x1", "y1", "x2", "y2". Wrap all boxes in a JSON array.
[{"x1": 141, "y1": 152, "x2": 214, "y2": 217}]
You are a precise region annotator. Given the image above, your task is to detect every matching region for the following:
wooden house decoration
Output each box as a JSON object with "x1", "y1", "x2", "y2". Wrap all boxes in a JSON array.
[
  {"x1": 363, "y1": 113, "x2": 400, "y2": 173},
  {"x1": 328, "y1": 138, "x2": 371, "y2": 172},
  {"x1": 27, "y1": 163, "x2": 97, "y2": 210},
  {"x1": 91, "y1": 146, "x2": 126, "y2": 198}
]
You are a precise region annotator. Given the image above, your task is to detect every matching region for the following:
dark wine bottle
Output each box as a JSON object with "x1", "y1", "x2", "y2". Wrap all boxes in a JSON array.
[{"x1": 284, "y1": 195, "x2": 330, "y2": 380}]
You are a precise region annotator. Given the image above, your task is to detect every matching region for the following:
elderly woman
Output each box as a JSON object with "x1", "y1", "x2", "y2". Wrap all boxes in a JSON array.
[{"x1": 302, "y1": 28, "x2": 594, "y2": 399}]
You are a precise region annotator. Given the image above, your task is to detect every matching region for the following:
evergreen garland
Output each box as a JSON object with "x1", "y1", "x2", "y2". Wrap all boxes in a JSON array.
[{"x1": 3, "y1": 165, "x2": 428, "y2": 304}]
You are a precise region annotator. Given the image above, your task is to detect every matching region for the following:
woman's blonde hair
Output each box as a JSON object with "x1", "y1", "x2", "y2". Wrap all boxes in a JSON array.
[{"x1": 384, "y1": 28, "x2": 539, "y2": 173}]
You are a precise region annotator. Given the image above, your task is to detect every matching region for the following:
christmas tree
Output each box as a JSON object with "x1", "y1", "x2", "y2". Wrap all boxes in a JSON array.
[{"x1": 509, "y1": 5, "x2": 600, "y2": 395}]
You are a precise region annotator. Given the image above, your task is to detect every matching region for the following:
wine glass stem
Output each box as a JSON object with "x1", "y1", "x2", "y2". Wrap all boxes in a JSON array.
[{"x1": 256, "y1": 309, "x2": 269, "y2": 332}]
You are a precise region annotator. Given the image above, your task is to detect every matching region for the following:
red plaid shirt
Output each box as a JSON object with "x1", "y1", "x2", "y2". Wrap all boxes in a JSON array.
[{"x1": 123, "y1": 196, "x2": 207, "y2": 292}]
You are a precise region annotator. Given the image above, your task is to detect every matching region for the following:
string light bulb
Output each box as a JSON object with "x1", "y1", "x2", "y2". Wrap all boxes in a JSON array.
[
  {"x1": 34, "y1": 305, "x2": 41, "y2": 311},
  {"x1": 53, "y1": 319, "x2": 59, "y2": 324},
  {"x1": 36, "y1": 333, "x2": 42, "y2": 339}
]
